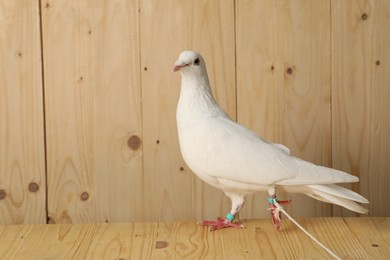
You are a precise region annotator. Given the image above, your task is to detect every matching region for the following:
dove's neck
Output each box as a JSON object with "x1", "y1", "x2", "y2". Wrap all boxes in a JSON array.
[{"x1": 177, "y1": 74, "x2": 227, "y2": 130}]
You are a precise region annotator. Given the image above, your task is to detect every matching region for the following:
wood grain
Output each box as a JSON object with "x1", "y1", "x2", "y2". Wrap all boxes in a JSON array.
[
  {"x1": 139, "y1": 0, "x2": 236, "y2": 221},
  {"x1": 41, "y1": 0, "x2": 143, "y2": 223},
  {"x1": 2, "y1": 0, "x2": 388, "y2": 224},
  {"x1": 331, "y1": 0, "x2": 390, "y2": 216},
  {"x1": 236, "y1": 0, "x2": 332, "y2": 219},
  {"x1": 0, "y1": 0, "x2": 46, "y2": 224},
  {"x1": 0, "y1": 218, "x2": 389, "y2": 259}
]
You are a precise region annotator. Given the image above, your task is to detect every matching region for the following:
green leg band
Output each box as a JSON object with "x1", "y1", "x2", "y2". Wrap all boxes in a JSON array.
[
  {"x1": 268, "y1": 195, "x2": 278, "y2": 204},
  {"x1": 226, "y1": 213, "x2": 235, "y2": 221}
]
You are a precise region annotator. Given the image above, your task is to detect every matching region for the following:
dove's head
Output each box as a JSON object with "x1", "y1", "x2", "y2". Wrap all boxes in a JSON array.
[{"x1": 173, "y1": 51, "x2": 207, "y2": 78}]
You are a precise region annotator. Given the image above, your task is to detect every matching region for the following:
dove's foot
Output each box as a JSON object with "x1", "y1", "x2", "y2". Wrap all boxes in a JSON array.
[
  {"x1": 269, "y1": 203, "x2": 282, "y2": 231},
  {"x1": 198, "y1": 217, "x2": 244, "y2": 231},
  {"x1": 268, "y1": 194, "x2": 291, "y2": 231}
]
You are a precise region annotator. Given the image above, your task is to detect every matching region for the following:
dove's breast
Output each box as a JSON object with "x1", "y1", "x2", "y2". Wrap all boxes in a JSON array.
[{"x1": 175, "y1": 81, "x2": 298, "y2": 190}]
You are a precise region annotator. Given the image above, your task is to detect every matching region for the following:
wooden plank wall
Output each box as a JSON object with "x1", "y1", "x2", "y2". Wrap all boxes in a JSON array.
[
  {"x1": 41, "y1": 0, "x2": 143, "y2": 224},
  {"x1": 140, "y1": 0, "x2": 236, "y2": 221},
  {"x1": 236, "y1": 0, "x2": 333, "y2": 218},
  {"x1": 0, "y1": 0, "x2": 46, "y2": 224},
  {"x1": 0, "y1": 0, "x2": 389, "y2": 224},
  {"x1": 331, "y1": 0, "x2": 390, "y2": 217}
]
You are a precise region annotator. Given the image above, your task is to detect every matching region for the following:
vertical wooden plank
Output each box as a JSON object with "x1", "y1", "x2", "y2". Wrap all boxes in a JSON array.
[
  {"x1": 140, "y1": 0, "x2": 236, "y2": 221},
  {"x1": 236, "y1": 0, "x2": 332, "y2": 218},
  {"x1": 42, "y1": 0, "x2": 143, "y2": 223},
  {"x1": 332, "y1": 0, "x2": 390, "y2": 216},
  {"x1": 0, "y1": 0, "x2": 46, "y2": 224}
]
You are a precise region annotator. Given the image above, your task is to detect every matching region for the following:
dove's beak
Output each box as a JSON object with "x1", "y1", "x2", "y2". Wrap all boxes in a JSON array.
[{"x1": 173, "y1": 62, "x2": 188, "y2": 72}]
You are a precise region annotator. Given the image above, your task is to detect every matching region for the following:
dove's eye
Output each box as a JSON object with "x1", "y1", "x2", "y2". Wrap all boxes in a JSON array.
[{"x1": 194, "y1": 58, "x2": 200, "y2": 66}]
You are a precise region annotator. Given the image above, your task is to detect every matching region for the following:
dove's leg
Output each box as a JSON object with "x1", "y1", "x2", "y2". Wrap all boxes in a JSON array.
[
  {"x1": 268, "y1": 188, "x2": 290, "y2": 231},
  {"x1": 198, "y1": 192, "x2": 245, "y2": 231}
]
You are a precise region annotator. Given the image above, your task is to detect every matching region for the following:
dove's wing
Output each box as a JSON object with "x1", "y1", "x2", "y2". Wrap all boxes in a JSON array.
[
  {"x1": 271, "y1": 143, "x2": 290, "y2": 154},
  {"x1": 179, "y1": 116, "x2": 358, "y2": 186}
]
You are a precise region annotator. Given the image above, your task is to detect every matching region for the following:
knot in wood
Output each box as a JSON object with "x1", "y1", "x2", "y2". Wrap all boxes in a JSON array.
[
  {"x1": 127, "y1": 135, "x2": 141, "y2": 151},
  {"x1": 28, "y1": 182, "x2": 40, "y2": 192},
  {"x1": 361, "y1": 13, "x2": 368, "y2": 20},
  {"x1": 155, "y1": 241, "x2": 169, "y2": 249},
  {"x1": 80, "y1": 191, "x2": 89, "y2": 201},
  {"x1": 0, "y1": 189, "x2": 6, "y2": 200}
]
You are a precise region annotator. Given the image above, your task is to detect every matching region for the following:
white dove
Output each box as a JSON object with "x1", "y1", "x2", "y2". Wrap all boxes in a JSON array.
[{"x1": 173, "y1": 50, "x2": 368, "y2": 231}]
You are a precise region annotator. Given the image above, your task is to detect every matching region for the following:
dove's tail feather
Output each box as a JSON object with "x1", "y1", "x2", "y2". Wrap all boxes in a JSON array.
[{"x1": 305, "y1": 184, "x2": 369, "y2": 214}]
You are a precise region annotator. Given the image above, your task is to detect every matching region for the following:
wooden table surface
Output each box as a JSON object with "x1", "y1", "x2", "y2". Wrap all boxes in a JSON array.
[{"x1": 0, "y1": 217, "x2": 389, "y2": 259}]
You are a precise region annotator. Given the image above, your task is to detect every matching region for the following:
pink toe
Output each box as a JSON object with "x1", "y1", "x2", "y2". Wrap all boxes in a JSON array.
[{"x1": 198, "y1": 218, "x2": 244, "y2": 231}]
